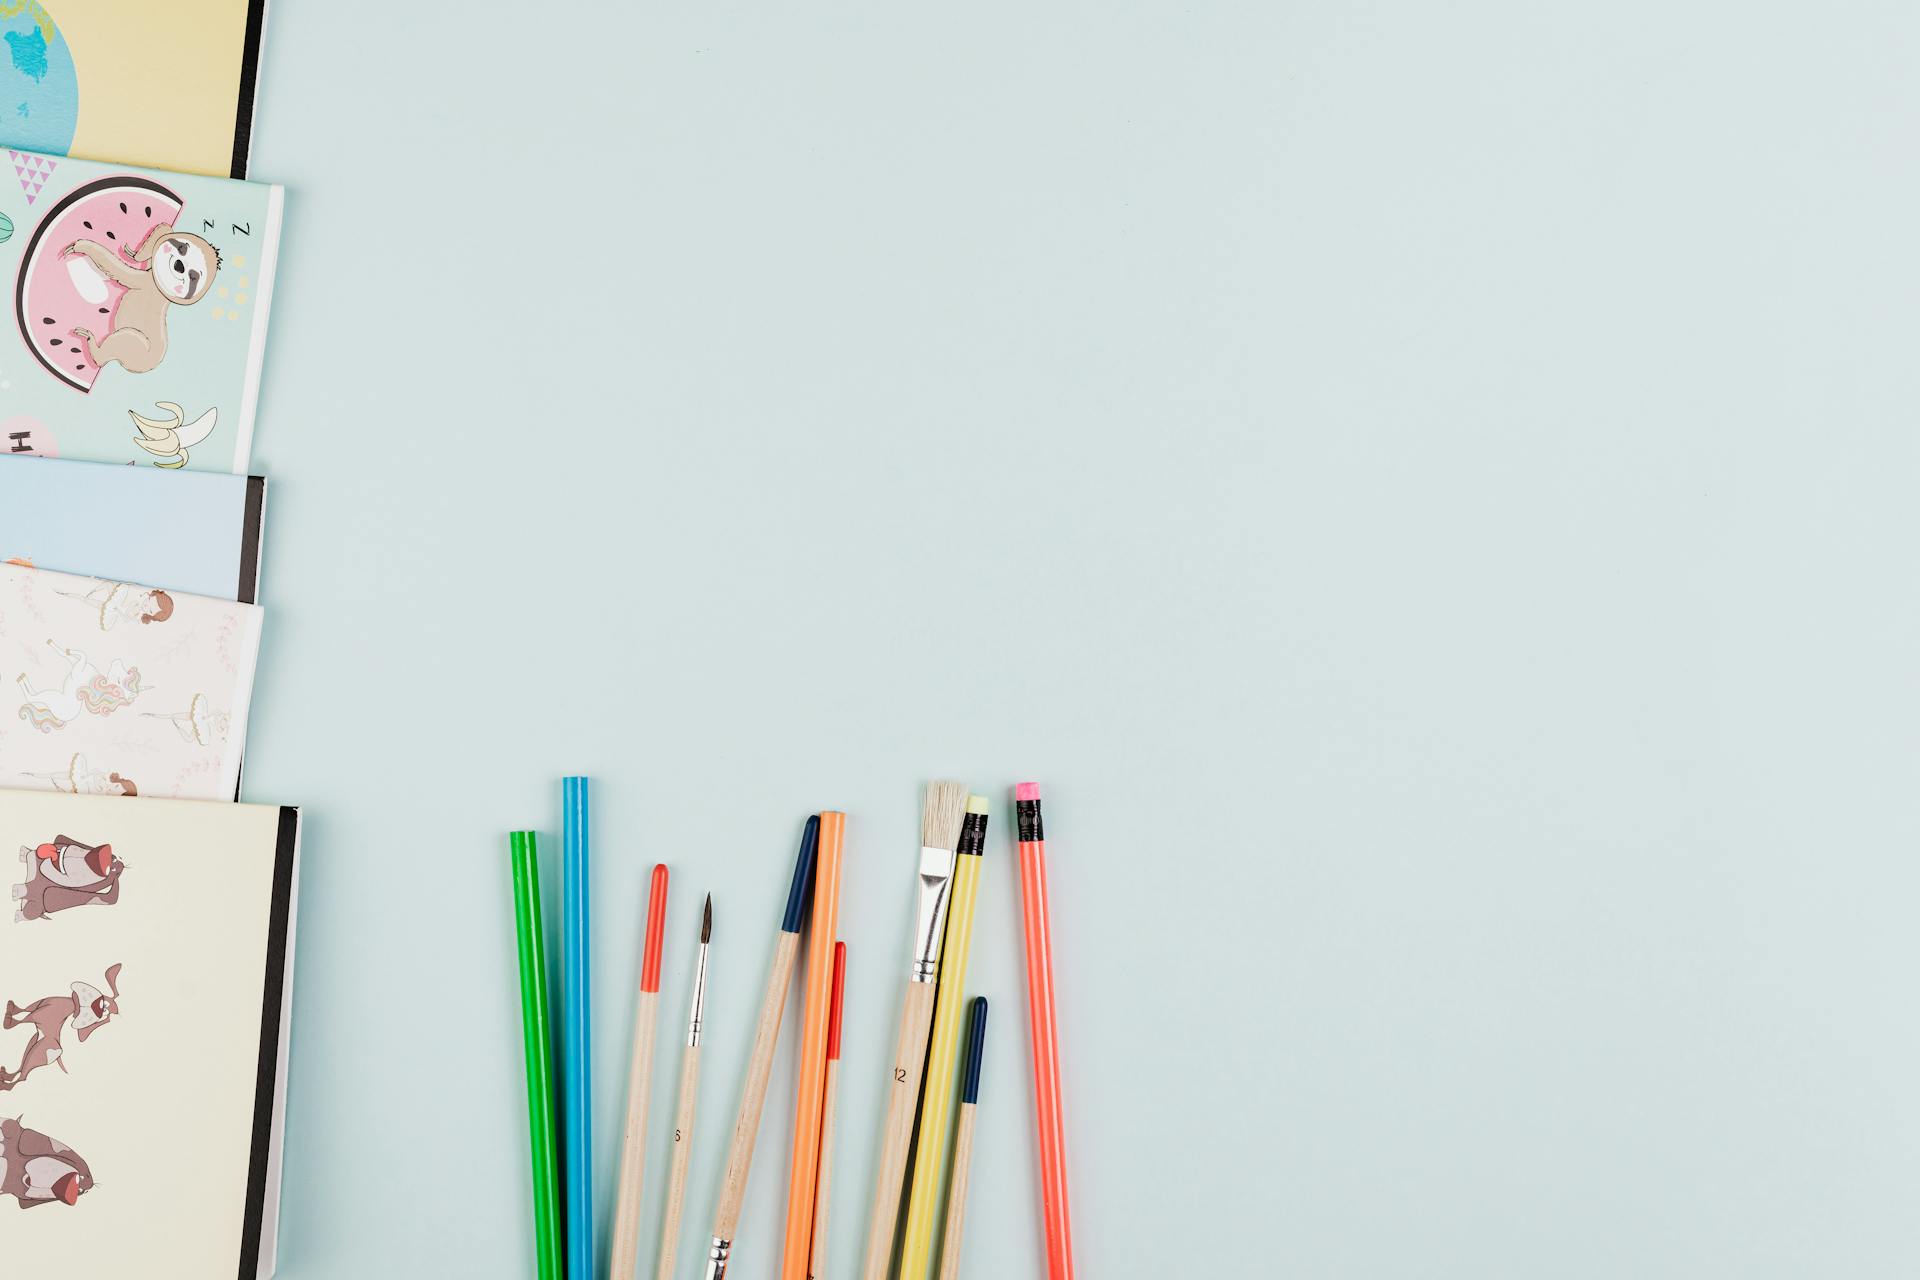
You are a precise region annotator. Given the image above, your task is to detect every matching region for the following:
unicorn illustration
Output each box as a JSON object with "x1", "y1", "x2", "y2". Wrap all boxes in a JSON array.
[
  {"x1": 17, "y1": 643, "x2": 144, "y2": 733},
  {"x1": 53, "y1": 579, "x2": 174, "y2": 631},
  {"x1": 19, "y1": 754, "x2": 136, "y2": 797},
  {"x1": 142, "y1": 693, "x2": 225, "y2": 747}
]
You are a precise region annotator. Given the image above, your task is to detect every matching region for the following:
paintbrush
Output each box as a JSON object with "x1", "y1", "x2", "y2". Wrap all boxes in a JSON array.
[
  {"x1": 935, "y1": 998, "x2": 990, "y2": 1280},
  {"x1": 611, "y1": 863, "x2": 671, "y2": 1278},
  {"x1": 705, "y1": 817, "x2": 820, "y2": 1279},
  {"x1": 654, "y1": 893, "x2": 712, "y2": 1280},
  {"x1": 860, "y1": 780, "x2": 969, "y2": 1280},
  {"x1": 898, "y1": 796, "x2": 989, "y2": 1278}
]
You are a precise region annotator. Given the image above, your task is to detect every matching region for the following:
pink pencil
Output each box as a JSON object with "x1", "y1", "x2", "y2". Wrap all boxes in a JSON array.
[{"x1": 1016, "y1": 783, "x2": 1074, "y2": 1279}]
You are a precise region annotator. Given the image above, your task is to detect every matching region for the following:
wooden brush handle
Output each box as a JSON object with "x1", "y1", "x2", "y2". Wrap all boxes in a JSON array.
[
  {"x1": 610, "y1": 990, "x2": 662, "y2": 1279},
  {"x1": 936, "y1": 1104, "x2": 979, "y2": 1280},
  {"x1": 861, "y1": 980, "x2": 938, "y2": 1280},
  {"x1": 713, "y1": 930, "x2": 802, "y2": 1238},
  {"x1": 654, "y1": 1042, "x2": 701, "y2": 1280}
]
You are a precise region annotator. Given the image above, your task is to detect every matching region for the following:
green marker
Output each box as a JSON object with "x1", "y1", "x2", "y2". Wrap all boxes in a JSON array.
[{"x1": 511, "y1": 832, "x2": 562, "y2": 1280}]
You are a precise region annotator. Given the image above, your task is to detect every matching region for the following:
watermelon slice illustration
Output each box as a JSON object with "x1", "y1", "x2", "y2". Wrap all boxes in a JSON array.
[{"x1": 13, "y1": 175, "x2": 184, "y2": 393}]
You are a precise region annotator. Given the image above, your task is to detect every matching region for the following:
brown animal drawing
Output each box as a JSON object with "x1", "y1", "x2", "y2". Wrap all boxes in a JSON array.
[
  {"x1": 61, "y1": 224, "x2": 221, "y2": 375},
  {"x1": 0, "y1": 1117, "x2": 94, "y2": 1209},
  {"x1": 11, "y1": 836, "x2": 124, "y2": 923},
  {"x1": 0, "y1": 965, "x2": 122, "y2": 1092}
]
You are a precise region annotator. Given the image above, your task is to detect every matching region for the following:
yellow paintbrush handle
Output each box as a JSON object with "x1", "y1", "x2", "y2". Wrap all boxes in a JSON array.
[{"x1": 897, "y1": 853, "x2": 983, "y2": 1279}]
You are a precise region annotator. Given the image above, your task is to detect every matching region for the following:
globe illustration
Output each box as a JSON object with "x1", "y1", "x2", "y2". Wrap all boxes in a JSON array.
[{"x1": 1, "y1": 2, "x2": 78, "y2": 157}]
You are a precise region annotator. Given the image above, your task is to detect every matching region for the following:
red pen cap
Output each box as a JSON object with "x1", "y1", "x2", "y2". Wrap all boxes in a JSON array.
[
  {"x1": 825, "y1": 940, "x2": 847, "y2": 1060},
  {"x1": 640, "y1": 863, "x2": 669, "y2": 992}
]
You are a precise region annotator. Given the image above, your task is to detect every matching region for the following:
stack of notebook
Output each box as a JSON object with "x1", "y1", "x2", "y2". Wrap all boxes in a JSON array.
[{"x1": 0, "y1": 5, "x2": 301, "y2": 1277}]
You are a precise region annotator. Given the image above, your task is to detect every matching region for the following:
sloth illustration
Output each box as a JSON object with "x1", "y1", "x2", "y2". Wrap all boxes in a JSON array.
[
  {"x1": 61, "y1": 224, "x2": 221, "y2": 375},
  {"x1": 11, "y1": 836, "x2": 124, "y2": 923},
  {"x1": 0, "y1": 1117, "x2": 94, "y2": 1209},
  {"x1": 0, "y1": 965, "x2": 121, "y2": 1092}
]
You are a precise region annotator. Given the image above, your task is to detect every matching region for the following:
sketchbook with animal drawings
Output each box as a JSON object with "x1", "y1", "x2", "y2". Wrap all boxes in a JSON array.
[
  {"x1": 0, "y1": 788, "x2": 299, "y2": 1278},
  {"x1": 0, "y1": 559, "x2": 262, "y2": 802},
  {"x1": 0, "y1": 144, "x2": 281, "y2": 473}
]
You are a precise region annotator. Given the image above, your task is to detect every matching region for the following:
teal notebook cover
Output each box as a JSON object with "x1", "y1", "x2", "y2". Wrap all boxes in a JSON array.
[
  {"x1": 0, "y1": 146, "x2": 282, "y2": 473},
  {"x1": 0, "y1": 454, "x2": 264, "y2": 602}
]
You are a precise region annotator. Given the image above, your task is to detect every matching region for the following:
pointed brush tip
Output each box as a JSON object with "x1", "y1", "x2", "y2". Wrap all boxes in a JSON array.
[{"x1": 701, "y1": 892, "x2": 712, "y2": 943}]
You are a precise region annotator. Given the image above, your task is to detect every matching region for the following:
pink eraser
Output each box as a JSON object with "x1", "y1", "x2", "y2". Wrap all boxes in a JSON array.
[{"x1": 1016, "y1": 781, "x2": 1041, "y2": 802}]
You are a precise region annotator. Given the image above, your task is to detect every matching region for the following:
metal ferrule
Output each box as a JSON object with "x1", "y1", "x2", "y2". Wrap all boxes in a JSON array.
[
  {"x1": 910, "y1": 844, "x2": 956, "y2": 984},
  {"x1": 686, "y1": 942, "x2": 709, "y2": 1047},
  {"x1": 705, "y1": 1236, "x2": 732, "y2": 1279}
]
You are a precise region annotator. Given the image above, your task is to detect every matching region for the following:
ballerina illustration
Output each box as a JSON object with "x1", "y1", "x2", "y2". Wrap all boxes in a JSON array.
[
  {"x1": 17, "y1": 643, "x2": 144, "y2": 733},
  {"x1": 53, "y1": 580, "x2": 174, "y2": 631},
  {"x1": 18, "y1": 754, "x2": 136, "y2": 797},
  {"x1": 142, "y1": 693, "x2": 226, "y2": 747}
]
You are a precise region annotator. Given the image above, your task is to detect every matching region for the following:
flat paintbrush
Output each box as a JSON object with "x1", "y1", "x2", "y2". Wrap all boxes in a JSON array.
[{"x1": 860, "y1": 780, "x2": 969, "y2": 1280}]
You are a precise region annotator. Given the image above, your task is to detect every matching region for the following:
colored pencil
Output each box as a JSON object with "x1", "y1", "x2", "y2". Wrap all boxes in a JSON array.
[
  {"x1": 562, "y1": 776, "x2": 593, "y2": 1280},
  {"x1": 898, "y1": 796, "x2": 989, "y2": 1279},
  {"x1": 780, "y1": 812, "x2": 845, "y2": 1279},
  {"x1": 1016, "y1": 782, "x2": 1074, "y2": 1279},
  {"x1": 511, "y1": 832, "x2": 563, "y2": 1280},
  {"x1": 704, "y1": 817, "x2": 819, "y2": 1279},
  {"x1": 808, "y1": 941, "x2": 848, "y2": 1280},
  {"x1": 654, "y1": 893, "x2": 712, "y2": 1280},
  {"x1": 861, "y1": 781, "x2": 970, "y2": 1280},
  {"x1": 936, "y1": 998, "x2": 989, "y2": 1280},
  {"x1": 611, "y1": 863, "x2": 671, "y2": 1278}
]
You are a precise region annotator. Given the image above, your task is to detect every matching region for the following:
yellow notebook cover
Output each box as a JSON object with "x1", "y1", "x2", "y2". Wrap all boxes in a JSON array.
[{"x1": 1, "y1": 0, "x2": 266, "y2": 178}]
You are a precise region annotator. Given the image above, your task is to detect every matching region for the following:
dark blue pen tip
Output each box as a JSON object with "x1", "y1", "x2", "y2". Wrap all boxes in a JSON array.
[
  {"x1": 781, "y1": 815, "x2": 821, "y2": 933},
  {"x1": 960, "y1": 997, "x2": 989, "y2": 1104}
]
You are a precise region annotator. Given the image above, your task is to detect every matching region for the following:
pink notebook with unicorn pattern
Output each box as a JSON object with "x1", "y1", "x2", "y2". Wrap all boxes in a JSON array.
[{"x1": 0, "y1": 560, "x2": 261, "y2": 802}]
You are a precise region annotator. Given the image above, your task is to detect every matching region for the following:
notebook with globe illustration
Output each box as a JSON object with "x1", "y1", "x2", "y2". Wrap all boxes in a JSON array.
[
  {"x1": 0, "y1": 787, "x2": 301, "y2": 1279},
  {"x1": 0, "y1": 0, "x2": 270, "y2": 179},
  {"x1": 0, "y1": 453, "x2": 266, "y2": 603},
  {"x1": 0, "y1": 145, "x2": 282, "y2": 474},
  {"x1": 0, "y1": 559, "x2": 263, "y2": 803}
]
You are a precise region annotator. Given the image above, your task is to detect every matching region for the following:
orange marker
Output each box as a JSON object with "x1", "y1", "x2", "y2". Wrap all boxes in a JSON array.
[
  {"x1": 778, "y1": 811, "x2": 844, "y2": 1279},
  {"x1": 808, "y1": 942, "x2": 848, "y2": 1278}
]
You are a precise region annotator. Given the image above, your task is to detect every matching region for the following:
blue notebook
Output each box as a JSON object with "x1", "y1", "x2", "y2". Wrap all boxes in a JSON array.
[{"x1": 0, "y1": 454, "x2": 264, "y2": 602}]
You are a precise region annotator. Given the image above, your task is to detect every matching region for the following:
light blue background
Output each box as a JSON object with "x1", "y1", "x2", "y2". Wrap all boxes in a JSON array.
[{"x1": 240, "y1": 3, "x2": 1920, "y2": 1277}]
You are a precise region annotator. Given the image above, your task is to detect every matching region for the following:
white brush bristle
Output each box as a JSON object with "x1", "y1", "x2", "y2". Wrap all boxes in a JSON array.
[{"x1": 922, "y1": 780, "x2": 969, "y2": 852}]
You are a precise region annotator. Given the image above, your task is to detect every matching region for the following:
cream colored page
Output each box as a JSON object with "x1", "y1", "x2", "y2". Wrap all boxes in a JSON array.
[
  {"x1": 56, "y1": 0, "x2": 257, "y2": 177},
  {"x1": 0, "y1": 561, "x2": 261, "y2": 801},
  {"x1": 0, "y1": 790, "x2": 283, "y2": 1274}
]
